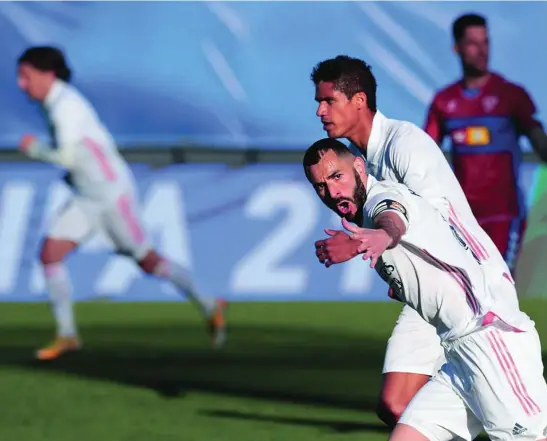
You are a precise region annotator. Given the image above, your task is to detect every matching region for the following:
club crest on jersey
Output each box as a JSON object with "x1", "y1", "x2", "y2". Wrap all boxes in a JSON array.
[
  {"x1": 446, "y1": 100, "x2": 457, "y2": 113},
  {"x1": 482, "y1": 96, "x2": 499, "y2": 113}
]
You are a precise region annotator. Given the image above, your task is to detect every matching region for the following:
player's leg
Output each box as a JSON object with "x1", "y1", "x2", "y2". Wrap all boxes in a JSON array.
[
  {"x1": 37, "y1": 198, "x2": 97, "y2": 360},
  {"x1": 378, "y1": 305, "x2": 446, "y2": 427},
  {"x1": 448, "y1": 320, "x2": 547, "y2": 441},
  {"x1": 138, "y1": 250, "x2": 227, "y2": 347},
  {"x1": 390, "y1": 368, "x2": 483, "y2": 441},
  {"x1": 479, "y1": 217, "x2": 527, "y2": 277},
  {"x1": 104, "y1": 193, "x2": 227, "y2": 347}
]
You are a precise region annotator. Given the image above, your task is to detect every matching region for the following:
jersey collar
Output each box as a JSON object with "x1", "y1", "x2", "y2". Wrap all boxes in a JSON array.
[
  {"x1": 366, "y1": 110, "x2": 386, "y2": 165},
  {"x1": 43, "y1": 79, "x2": 65, "y2": 111}
]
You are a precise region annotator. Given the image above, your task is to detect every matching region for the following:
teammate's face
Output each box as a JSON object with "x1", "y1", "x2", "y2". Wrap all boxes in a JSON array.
[
  {"x1": 455, "y1": 25, "x2": 489, "y2": 75},
  {"x1": 315, "y1": 82, "x2": 361, "y2": 139},
  {"x1": 17, "y1": 63, "x2": 54, "y2": 101},
  {"x1": 307, "y1": 150, "x2": 367, "y2": 221}
]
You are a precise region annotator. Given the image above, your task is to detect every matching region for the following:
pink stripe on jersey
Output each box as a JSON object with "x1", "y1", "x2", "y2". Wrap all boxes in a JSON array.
[
  {"x1": 487, "y1": 329, "x2": 540, "y2": 416},
  {"x1": 83, "y1": 137, "x2": 116, "y2": 181},
  {"x1": 117, "y1": 194, "x2": 145, "y2": 245},
  {"x1": 422, "y1": 249, "x2": 480, "y2": 315},
  {"x1": 448, "y1": 204, "x2": 489, "y2": 261}
]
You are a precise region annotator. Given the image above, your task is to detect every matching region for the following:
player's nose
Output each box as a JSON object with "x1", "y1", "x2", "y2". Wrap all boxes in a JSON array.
[{"x1": 316, "y1": 102, "x2": 326, "y2": 117}]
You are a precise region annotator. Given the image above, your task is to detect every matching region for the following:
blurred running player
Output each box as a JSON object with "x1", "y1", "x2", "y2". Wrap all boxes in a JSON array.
[
  {"x1": 425, "y1": 13, "x2": 547, "y2": 275},
  {"x1": 17, "y1": 46, "x2": 227, "y2": 360},
  {"x1": 310, "y1": 55, "x2": 515, "y2": 428},
  {"x1": 305, "y1": 139, "x2": 547, "y2": 441}
]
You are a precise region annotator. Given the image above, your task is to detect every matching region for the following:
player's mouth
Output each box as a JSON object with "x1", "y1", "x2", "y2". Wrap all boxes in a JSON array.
[
  {"x1": 322, "y1": 121, "x2": 334, "y2": 131},
  {"x1": 336, "y1": 200, "x2": 353, "y2": 215}
]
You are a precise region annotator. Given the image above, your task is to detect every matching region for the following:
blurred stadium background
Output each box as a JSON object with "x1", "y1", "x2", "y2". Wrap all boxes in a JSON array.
[{"x1": 0, "y1": 2, "x2": 546, "y2": 441}]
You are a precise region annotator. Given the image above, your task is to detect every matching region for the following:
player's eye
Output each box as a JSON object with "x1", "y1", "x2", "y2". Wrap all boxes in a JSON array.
[{"x1": 334, "y1": 173, "x2": 342, "y2": 179}]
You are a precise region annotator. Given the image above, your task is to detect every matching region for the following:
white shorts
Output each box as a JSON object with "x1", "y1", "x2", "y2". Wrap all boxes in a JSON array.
[
  {"x1": 399, "y1": 324, "x2": 547, "y2": 441},
  {"x1": 47, "y1": 193, "x2": 151, "y2": 261},
  {"x1": 383, "y1": 304, "x2": 446, "y2": 376}
]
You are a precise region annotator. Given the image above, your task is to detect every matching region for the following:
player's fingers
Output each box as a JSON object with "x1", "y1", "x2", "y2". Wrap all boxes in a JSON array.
[
  {"x1": 355, "y1": 240, "x2": 369, "y2": 253},
  {"x1": 342, "y1": 217, "x2": 361, "y2": 233},
  {"x1": 316, "y1": 249, "x2": 328, "y2": 262},
  {"x1": 362, "y1": 250, "x2": 372, "y2": 261},
  {"x1": 315, "y1": 240, "x2": 326, "y2": 249},
  {"x1": 370, "y1": 255, "x2": 378, "y2": 268},
  {"x1": 324, "y1": 228, "x2": 339, "y2": 236}
]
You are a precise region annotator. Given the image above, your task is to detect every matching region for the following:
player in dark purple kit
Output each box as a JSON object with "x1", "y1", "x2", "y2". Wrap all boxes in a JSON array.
[{"x1": 425, "y1": 13, "x2": 547, "y2": 275}]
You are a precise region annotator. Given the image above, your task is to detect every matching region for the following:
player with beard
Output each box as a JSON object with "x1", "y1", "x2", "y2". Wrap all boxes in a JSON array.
[
  {"x1": 309, "y1": 55, "x2": 517, "y2": 428},
  {"x1": 304, "y1": 138, "x2": 547, "y2": 441}
]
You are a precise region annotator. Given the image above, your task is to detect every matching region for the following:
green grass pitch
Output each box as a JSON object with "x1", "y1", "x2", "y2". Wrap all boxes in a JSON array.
[{"x1": 0, "y1": 300, "x2": 546, "y2": 441}]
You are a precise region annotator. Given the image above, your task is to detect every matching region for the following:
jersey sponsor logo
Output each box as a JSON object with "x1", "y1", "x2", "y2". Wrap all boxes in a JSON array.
[
  {"x1": 371, "y1": 199, "x2": 408, "y2": 222},
  {"x1": 451, "y1": 126, "x2": 490, "y2": 146},
  {"x1": 377, "y1": 260, "x2": 404, "y2": 301},
  {"x1": 482, "y1": 96, "x2": 499, "y2": 113}
]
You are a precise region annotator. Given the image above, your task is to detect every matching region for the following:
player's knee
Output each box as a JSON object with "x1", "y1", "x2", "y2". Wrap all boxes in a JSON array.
[
  {"x1": 137, "y1": 250, "x2": 162, "y2": 274},
  {"x1": 40, "y1": 238, "x2": 76, "y2": 265}
]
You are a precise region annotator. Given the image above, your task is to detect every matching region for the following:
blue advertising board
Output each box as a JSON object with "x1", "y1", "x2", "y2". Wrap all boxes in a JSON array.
[{"x1": 0, "y1": 162, "x2": 542, "y2": 302}]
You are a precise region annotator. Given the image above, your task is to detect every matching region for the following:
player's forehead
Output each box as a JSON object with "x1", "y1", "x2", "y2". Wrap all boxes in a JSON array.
[
  {"x1": 315, "y1": 81, "x2": 344, "y2": 100},
  {"x1": 462, "y1": 25, "x2": 488, "y2": 41},
  {"x1": 18, "y1": 62, "x2": 41, "y2": 77},
  {"x1": 309, "y1": 151, "x2": 350, "y2": 179}
]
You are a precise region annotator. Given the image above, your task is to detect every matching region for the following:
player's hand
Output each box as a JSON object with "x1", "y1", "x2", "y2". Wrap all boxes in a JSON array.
[
  {"x1": 19, "y1": 134, "x2": 36, "y2": 154},
  {"x1": 315, "y1": 229, "x2": 361, "y2": 268},
  {"x1": 342, "y1": 218, "x2": 392, "y2": 268}
]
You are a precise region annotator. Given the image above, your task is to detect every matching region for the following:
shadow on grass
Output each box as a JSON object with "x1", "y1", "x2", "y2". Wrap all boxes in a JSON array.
[{"x1": 0, "y1": 323, "x2": 386, "y2": 412}]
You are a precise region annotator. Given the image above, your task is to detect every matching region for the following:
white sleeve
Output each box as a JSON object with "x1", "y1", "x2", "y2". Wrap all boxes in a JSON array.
[
  {"x1": 366, "y1": 189, "x2": 410, "y2": 229},
  {"x1": 27, "y1": 100, "x2": 82, "y2": 168}
]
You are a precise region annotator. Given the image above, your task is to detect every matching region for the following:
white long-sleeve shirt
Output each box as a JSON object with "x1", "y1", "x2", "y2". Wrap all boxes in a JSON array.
[
  {"x1": 362, "y1": 176, "x2": 533, "y2": 342},
  {"x1": 27, "y1": 79, "x2": 137, "y2": 202},
  {"x1": 349, "y1": 110, "x2": 512, "y2": 281}
]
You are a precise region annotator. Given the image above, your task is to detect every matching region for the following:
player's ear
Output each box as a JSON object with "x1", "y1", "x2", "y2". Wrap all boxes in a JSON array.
[
  {"x1": 352, "y1": 92, "x2": 367, "y2": 110},
  {"x1": 353, "y1": 156, "x2": 366, "y2": 175},
  {"x1": 452, "y1": 43, "x2": 460, "y2": 56}
]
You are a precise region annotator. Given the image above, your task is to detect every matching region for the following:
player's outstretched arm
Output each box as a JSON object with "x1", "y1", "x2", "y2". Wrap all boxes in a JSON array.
[{"x1": 345, "y1": 214, "x2": 407, "y2": 268}]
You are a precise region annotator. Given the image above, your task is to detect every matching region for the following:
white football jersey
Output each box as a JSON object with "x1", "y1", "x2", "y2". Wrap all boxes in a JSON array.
[
  {"x1": 362, "y1": 176, "x2": 534, "y2": 342},
  {"x1": 348, "y1": 111, "x2": 512, "y2": 282},
  {"x1": 30, "y1": 79, "x2": 137, "y2": 202}
]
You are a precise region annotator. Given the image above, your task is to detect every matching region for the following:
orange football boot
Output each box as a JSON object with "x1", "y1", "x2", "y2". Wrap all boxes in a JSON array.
[
  {"x1": 35, "y1": 336, "x2": 81, "y2": 360},
  {"x1": 208, "y1": 298, "x2": 228, "y2": 348}
]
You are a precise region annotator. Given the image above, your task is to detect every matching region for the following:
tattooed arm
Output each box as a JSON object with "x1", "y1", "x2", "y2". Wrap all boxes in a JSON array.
[{"x1": 373, "y1": 211, "x2": 407, "y2": 250}]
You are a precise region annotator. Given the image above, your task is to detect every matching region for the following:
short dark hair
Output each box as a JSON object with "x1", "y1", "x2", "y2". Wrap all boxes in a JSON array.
[
  {"x1": 452, "y1": 14, "x2": 487, "y2": 42},
  {"x1": 311, "y1": 55, "x2": 377, "y2": 112},
  {"x1": 302, "y1": 138, "x2": 353, "y2": 180},
  {"x1": 18, "y1": 46, "x2": 72, "y2": 82}
]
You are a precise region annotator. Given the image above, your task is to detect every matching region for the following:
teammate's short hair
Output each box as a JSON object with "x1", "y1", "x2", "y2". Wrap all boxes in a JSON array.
[
  {"x1": 311, "y1": 55, "x2": 377, "y2": 112},
  {"x1": 452, "y1": 13, "x2": 487, "y2": 42},
  {"x1": 302, "y1": 138, "x2": 353, "y2": 180},
  {"x1": 18, "y1": 46, "x2": 72, "y2": 82}
]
